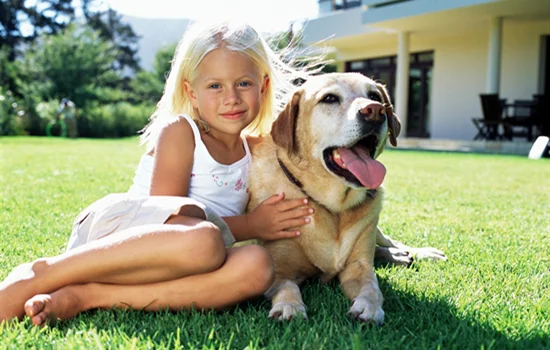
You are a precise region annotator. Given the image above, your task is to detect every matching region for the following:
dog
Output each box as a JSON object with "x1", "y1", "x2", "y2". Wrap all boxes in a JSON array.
[{"x1": 246, "y1": 72, "x2": 446, "y2": 325}]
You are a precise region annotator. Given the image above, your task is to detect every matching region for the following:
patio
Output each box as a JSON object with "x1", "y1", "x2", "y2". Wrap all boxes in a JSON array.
[
  {"x1": 395, "y1": 137, "x2": 535, "y2": 156},
  {"x1": 471, "y1": 94, "x2": 548, "y2": 142}
]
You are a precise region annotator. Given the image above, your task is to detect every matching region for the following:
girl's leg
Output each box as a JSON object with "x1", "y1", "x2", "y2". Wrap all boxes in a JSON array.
[
  {"x1": 25, "y1": 245, "x2": 274, "y2": 326},
  {"x1": 0, "y1": 215, "x2": 225, "y2": 322}
]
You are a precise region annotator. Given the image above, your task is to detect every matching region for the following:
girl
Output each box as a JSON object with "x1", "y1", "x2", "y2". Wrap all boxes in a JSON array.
[{"x1": 0, "y1": 21, "x2": 317, "y2": 326}]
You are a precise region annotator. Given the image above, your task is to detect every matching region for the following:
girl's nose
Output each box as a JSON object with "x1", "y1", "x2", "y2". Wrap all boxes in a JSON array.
[{"x1": 224, "y1": 87, "x2": 241, "y2": 105}]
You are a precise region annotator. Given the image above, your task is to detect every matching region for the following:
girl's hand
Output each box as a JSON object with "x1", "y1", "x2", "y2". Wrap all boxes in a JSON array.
[{"x1": 247, "y1": 192, "x2": 314, "y2": 241}]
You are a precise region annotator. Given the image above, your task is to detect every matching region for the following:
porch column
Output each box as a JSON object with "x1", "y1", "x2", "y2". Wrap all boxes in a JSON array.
[
  {"x1": 395, "y1": 31, "x2": 410, "y2": 136},
  {"x1": 486, "y1": 17, "x2": 502, "y2": 94}
]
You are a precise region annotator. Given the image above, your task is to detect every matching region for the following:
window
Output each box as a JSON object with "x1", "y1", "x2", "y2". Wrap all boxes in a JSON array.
[
  {"x1": 332, "y1": 0, "x2": 362, "y2": 10},
  {"x1": 350, "y1": 61, "x2": 366, "y2": 70},
  {"x1": 415, "y1": 52, "x2": 434, "y2": 63},
  {"x1": 369, "y1": 57, "x2": 393, "y2": 68}
]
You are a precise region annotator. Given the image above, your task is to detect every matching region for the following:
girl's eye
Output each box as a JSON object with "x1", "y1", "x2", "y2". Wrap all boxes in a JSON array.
[
  {"x1": 238, "y1": 81, "x2": 251, "y2": 87},
  {"x1": 208, "y1": 84, "x2": 220, "y2": 89}
]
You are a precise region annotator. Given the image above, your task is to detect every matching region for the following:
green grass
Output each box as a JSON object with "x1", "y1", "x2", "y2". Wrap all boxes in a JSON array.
[{"x1": 1, "y1": 136, "x2": 549, "y2": 349}]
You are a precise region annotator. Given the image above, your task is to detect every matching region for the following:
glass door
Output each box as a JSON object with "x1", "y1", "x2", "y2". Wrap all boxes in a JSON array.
[{"x1": 407, "y1": 65, "x2": 432, "y2": 138}]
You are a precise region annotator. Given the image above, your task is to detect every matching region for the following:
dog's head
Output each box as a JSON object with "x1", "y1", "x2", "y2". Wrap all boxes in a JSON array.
[{"x1": 271, "y1": 72, "x2": 401, "y2": 190}]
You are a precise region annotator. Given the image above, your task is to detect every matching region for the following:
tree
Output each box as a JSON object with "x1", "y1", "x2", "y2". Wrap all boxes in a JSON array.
[
  {"x1": 81, "y1": 0, "x2": 141, "y2": 75},
  {"x1": 17, "y1": 24, "x2": 124, "y2": 104},
  {"x1": 130, "y1": 43, "x2": 176, "y2": 103},
  {"x1": 0, "y1": 0, "x2": 74, "y2": 61},
  {"x1": 0, "y1": 47, "x2": 15, "y2": 87},
  {"x1": 14, "y1": 24, "x2": 124, "y2": 134},
  {"x1": 1, "y1": 0, "x2": 140, "y2": 73}
]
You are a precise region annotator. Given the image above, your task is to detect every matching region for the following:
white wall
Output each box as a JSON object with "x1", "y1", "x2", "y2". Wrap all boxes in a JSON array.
[
  {"x1": 428, "y1": 30, "x2": 488, "y2": 140},
  {"x1": 337, "y1": 40, "x2": 398, "y2": 62},
  {"x1": 500, "y1": 19, "x2": 550, "y2": 101}
]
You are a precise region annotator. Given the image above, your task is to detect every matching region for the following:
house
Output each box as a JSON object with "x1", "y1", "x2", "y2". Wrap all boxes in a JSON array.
[{"x1": 301, "y1": 0, "x2": 550, "y2": 141}]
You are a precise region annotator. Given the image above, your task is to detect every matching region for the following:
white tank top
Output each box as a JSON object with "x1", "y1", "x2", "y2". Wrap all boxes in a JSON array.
[{"x1": 128, "y1": 114, "x2": 251, "y2": 217}]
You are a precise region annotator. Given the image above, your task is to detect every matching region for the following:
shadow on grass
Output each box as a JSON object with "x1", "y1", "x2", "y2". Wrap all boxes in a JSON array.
[{"x1": 48, "y1": 277, "x2": 547, "y2": 349}]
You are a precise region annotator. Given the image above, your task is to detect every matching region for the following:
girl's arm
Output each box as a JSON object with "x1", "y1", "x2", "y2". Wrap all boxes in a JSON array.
[
  {"x1": 149, "y1": 118, "x2": 195, "y2": 197},
  {"x1": 223, "y1": 193, "x2": 314, "y2": 242},
  {"x1": 222, "y1": 216, "x2": 256, "y2": 241}
]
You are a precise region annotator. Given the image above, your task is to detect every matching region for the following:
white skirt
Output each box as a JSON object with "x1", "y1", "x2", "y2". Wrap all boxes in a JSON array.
[{"x1": 66, "y1": 193, "x2": 235, "y2": 251}]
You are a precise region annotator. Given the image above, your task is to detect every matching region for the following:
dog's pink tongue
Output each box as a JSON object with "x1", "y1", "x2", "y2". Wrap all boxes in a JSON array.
[{"x1": 336, "y1": 147, "x2": 386, "y2": 189}]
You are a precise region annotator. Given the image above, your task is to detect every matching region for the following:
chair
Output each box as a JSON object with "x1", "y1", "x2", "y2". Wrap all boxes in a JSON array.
[
  {"x1": 532, "y1": 94, "x2": 549, "y2": 137},
  {"x1": 472, "y1": 94, "x2": 509, "y2": 140},
  {"x1": 504, "y1": 99, "x2": 536, "y2": 141}
]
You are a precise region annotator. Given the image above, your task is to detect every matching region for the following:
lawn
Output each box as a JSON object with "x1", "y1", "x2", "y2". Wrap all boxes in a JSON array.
[{"x1": 0, "y1": 136, "x2": 548, "y2": 349}]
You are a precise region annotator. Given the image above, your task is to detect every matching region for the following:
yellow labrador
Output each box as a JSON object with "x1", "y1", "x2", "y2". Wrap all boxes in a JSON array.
[{"x1": 247, "y1": 72, "x2": 445, "y2": 324}]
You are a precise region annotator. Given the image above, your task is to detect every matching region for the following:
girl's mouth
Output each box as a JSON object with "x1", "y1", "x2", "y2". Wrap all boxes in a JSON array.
[{"x1": 221, "y1": 111, "x2": 246, "y2": 120}]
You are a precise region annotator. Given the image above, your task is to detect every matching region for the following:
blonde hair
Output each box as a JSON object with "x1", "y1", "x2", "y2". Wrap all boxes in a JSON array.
[{"x1": 140, "y1": 20, "x2": 323, "y2": 152}]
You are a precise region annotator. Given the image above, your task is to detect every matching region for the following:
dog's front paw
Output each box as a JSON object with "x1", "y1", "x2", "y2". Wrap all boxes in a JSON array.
[
  {"x1": 377, "y1": 247, "x2": 414, "y2": 266},
  {"x1": 348, "y1": 297, "x2": 384, "y2": 326},
  {"x1": 269, "y1": 301, "x2": 307, "y2": 321},
  {"x1": 409, "y1": 247, "x2": 447, "y2": 261}
]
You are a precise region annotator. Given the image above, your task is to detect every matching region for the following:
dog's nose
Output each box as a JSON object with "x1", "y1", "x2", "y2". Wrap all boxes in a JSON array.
[{"x1": 359, "y1": 102, "x2": 385, "y2": 121}]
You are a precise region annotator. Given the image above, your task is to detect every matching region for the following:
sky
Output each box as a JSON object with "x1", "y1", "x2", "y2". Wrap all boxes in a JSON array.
[{"x1": 104, "y1": 0, "x2": 320, "y2": 32}]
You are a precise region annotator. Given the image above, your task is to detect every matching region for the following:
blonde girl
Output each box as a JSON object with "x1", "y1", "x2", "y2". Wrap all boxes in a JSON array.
[{"x1": 0, "y1": 20, "x2": 316, "y2": 326}]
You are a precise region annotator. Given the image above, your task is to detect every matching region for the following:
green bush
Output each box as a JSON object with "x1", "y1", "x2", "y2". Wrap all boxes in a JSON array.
[
  {"x1": 34, "y1": 99, "x2": 64, "y2": 136},
  {"x1": 78, "y1": 102, "x2": 155, "y2": 138},
  {"x1": 35, "y1": 99, "x2": 61, "y2": 121},
  {"x1": 0, "y1": 88, "x2": 26, "y2": 136},
  {"x1": 14, "y1": 25, "x2": 123, "y2": 109}
]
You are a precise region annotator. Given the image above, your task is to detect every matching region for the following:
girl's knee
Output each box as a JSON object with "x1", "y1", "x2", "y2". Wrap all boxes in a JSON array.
[
  {"x1": 194, "y1": 221, "x2": 226, "y2": 270},
  {"x1": 168, "y1": 219, "x2": 226, "y2": 273},
  {"x1": 238, "y1": 245, "x2": 275, "y2": 295}
]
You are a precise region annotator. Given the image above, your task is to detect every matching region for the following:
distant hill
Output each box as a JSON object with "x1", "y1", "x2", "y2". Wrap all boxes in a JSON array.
[{"x1": 123, "y1": 15, "x2": 192, "y2": 72}]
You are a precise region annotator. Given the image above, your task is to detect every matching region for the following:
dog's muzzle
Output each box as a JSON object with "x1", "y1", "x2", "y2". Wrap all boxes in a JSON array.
[
  {"x1": 358, "y1": 102, "x2": 386, "y2": 123},
  {"x1": 357, "y1": 101, "x2": 387, "y2": 134}
]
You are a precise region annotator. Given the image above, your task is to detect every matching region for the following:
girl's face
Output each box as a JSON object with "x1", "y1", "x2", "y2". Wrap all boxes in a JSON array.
[{"x1": 184, "y1": 48, "x2": 269, "y2": 138}]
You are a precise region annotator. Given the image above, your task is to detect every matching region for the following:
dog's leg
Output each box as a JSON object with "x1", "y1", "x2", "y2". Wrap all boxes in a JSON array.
[
  {"x1": 262, "y1": 240, "x2": 316, "y2": 321},
  {"x1": 340, "y1": 230, "x2": 384, "y2": 325},
  {"x1": 265, "y1": 278, "x2": 307, "y2": 320},
  {"x1": 375, "y1": 227, "x2": 447, "y2": 264}
]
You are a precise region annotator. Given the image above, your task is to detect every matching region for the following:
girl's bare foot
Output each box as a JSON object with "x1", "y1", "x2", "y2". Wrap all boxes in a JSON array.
[
  {"x1": 24, "y1": 285, "x2": 84, "y2": 326},
  {"x1": 0, "y1": 261, "x2": 47, "y2": 322}
]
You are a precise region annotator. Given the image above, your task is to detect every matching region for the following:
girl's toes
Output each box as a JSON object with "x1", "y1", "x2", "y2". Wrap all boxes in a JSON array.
[
  {"x1": 31, "y1": 311, "x2": 49, "y2": 326},
  {"x1": 24, "y1": 295, "x2": 48, "y2": 318}
]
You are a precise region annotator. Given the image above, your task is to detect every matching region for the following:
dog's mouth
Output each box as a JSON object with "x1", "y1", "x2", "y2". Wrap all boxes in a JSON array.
[{"x1": 323, "y1": 135, "x2": 386, "y2": 189}]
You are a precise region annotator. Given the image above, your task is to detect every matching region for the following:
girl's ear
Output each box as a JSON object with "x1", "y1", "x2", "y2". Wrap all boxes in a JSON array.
[
  {"x1": 183, "y1": 81, "x2": 198, "y2": 108},
  {"x1": 261, "y1": 75, "x2": 270, "y2": 95}
]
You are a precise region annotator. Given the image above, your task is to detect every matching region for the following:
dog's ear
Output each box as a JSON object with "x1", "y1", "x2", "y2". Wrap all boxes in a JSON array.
[
  {"x1": 388, "y1": 113, "x2": 401, "y2": 147},
  {"x1": 375, "y1": 83, "x2": 401, "y2": 147},
  {"x1": 271, "y1": 90, "x2": 302, "y2": 155}
]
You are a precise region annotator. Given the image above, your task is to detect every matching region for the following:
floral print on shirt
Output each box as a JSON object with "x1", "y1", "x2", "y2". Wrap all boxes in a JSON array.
[{"x1": 212, "y1": 175, "x2": 248, "y2": 192}]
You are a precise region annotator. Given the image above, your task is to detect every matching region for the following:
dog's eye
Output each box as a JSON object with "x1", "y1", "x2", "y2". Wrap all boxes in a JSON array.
[
  {"x1": 320, "y1": 94, "x2": 340, "y2": 104},
  {"x1": 368, "y1": 92, "x2": 382, "y2": 102}
]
